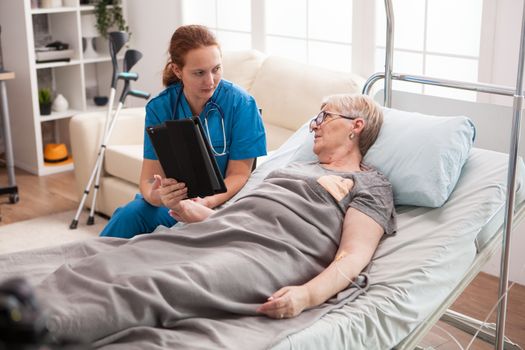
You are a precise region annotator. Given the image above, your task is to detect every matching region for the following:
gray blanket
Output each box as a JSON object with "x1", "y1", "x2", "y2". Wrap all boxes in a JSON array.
[{"x1": 0, "y1": 162, "x2": 395, "y2": 349}]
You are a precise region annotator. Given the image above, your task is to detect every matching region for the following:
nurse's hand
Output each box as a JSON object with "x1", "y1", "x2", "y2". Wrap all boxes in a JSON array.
[
  {"x1": 157, "y1": 176, "x2": 188, "y2": 209},
  {"x1": 147, "y1": 174, "x2": 163, "y2": 204},
  {"x1": 169, "y1": 199, "x2": 215, "y2": 223}
]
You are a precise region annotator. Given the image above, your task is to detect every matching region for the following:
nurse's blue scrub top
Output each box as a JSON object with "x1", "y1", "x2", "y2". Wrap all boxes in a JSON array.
[{"x1": 143, "y1": 79, "x2": 267, "y2": 177}]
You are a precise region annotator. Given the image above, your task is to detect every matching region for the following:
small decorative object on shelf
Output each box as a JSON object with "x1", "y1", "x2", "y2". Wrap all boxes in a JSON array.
[
  {"x1": 35, "y1": 41, "x2": 74, "y2": 63},
  {"x1": 44, "y1": 143, "x2": 70, "y2": 164},
  {"x1": 38, "y1": 88, "x2": 52, "y2": 115},
  {"x1": 94, "y1": 96, "x2": 108, "y2": 106},
  {"x1": 41, "y1": 0, "x2": 63, "y2": 8},
  {"x1": 81, "y1": 14, "x2": 99, "y2": 58},
  {"x1": 52, "y1": 93, "x2": 69, "y2": 112},
  {"x1": 94, "y1": 0, "x2": 129, "y2": 39}
]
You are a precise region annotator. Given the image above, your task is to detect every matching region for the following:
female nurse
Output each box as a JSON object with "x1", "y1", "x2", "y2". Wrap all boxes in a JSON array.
[{"x1": 100, "y1": 25, "x2": 267, "y2": 238}]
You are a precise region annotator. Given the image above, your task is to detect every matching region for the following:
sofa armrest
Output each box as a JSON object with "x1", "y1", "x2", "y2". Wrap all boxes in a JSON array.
[{"x1": 69, "y1": 107, "x2": 146, "y2": 198}]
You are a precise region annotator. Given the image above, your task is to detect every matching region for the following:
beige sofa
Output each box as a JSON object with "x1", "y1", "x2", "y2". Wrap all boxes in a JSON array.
[{"x1": 70, "y1": 50, "x2": 364, "y2": 217}]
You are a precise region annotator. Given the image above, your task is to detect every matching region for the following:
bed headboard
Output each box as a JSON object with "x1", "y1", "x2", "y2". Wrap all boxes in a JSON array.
[{"x1": 374, "y1": 89, "x2": 525, "y2": 158}]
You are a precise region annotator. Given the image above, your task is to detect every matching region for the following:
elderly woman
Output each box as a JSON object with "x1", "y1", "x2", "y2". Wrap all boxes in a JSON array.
[{"x1": 0, "y1": 94, "x2": 395, "y2": 348}]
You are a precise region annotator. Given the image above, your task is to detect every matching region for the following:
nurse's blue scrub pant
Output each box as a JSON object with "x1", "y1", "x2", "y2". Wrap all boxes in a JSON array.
[{"x1": 99, "y1": 194, "x2": 177, "y2": 238}]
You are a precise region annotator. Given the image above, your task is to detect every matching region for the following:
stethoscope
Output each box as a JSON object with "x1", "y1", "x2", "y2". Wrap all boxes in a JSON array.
[{"x1": 171, "y1": 84, "x2": 227, "y2": 156}]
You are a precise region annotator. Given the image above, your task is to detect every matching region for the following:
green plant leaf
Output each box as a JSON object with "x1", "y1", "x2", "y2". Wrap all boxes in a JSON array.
[
  {"x1": 93, "y1": 0, "x2": 130, "y2": 39},
  {"x1": 38, "y1": 88, "x2": 52, "y2": 105}
]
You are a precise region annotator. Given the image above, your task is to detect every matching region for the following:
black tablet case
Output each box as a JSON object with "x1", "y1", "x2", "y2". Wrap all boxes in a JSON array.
[{"x1": 146, "y1": 117, "x2": 227, "y2": 198}]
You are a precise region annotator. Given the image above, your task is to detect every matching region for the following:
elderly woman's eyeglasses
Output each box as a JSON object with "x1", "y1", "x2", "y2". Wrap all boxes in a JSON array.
[{"x1": 309, "y1": 111, "x2": 356, "y2": 132}]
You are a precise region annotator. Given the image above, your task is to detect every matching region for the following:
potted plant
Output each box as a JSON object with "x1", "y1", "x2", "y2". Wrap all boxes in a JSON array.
[
  {"x1": 39, "y1": 88, "x2": 52, "y2": 116},
  {"x1": 94, "y1": 0, "x2": 129, "y2": 39}
]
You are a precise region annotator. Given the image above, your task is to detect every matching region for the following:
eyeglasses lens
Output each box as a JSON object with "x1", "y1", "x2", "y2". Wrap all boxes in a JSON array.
[
  {"x1": 317, "y1": 111, "x2": 326, "y2": 126},
  {"x1": 310, "y1": 111, "x2": 327, "y2": 132}
]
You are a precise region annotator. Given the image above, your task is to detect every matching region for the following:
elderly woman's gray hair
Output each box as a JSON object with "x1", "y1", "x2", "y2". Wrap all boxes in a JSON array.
[{"x1": 321, "y1": 94, "x2": 383, "y2": 156}]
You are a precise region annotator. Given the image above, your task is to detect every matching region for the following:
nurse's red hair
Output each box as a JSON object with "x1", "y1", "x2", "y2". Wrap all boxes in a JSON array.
[{"x1": 162, "y1": 25, "x2": 220, "y2": 87}]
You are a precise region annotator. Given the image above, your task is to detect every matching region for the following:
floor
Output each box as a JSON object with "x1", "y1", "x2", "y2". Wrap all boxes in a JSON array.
[{"x1": 0, "y1": 167, "x2": 524, "y2": 349}]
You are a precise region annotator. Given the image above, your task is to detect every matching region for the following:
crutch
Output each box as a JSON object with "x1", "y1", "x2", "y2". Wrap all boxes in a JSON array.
[
  {"x1": 69, "y1": 32, "x2": 128, "y2": 229},
  {"x1": 101, "y1": 31, "x2": 129, "y2": 147},
  {"x1": 69, "y1": 52, "x2": 146, "y2": 229},
  {"x1": 85, "y1": 49, "x2": 144, "y2": 226}
]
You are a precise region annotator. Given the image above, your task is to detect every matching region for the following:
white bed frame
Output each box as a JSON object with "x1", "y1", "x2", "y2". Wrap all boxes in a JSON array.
[{"x1": 364, "y1": 1, "x2": 525, "y2": 349}]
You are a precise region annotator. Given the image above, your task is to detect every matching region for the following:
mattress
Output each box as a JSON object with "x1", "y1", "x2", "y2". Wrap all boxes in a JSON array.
[{"x1": 270, "y1": 148, "x2": 525, "y2": 349}]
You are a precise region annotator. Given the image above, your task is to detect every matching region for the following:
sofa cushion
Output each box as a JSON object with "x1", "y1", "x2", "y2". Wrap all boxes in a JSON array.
[
  {"x1": 99, "y1": 176, "x2": 140, "y2": 216},
  {"x1": 105, "y1": 144, "x2": 143, "y2": 186},
  {"x1": 264, "y1": 122, "x2": 295, "y2": 151},
  {"x1": 222, "y1": 50, "x2": 267, "y2": 92},
  {"x1": 250, "y1": 55, "x2": 365, "y2": 132}
]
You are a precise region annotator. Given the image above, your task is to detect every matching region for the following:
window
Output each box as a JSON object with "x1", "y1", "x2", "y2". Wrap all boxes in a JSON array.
[
  {"x1": 182, "y1": 0, "x2": 486, "y2": 101},
  {"x1": 374, "y1": 0, "x2": 483, "y2": 100},
  {"x1": 265, "y1": 0, "x2": 353, "y2": 71},
  {"x1": 183, "y1": 0, "x2": 252, "y2": 51}
]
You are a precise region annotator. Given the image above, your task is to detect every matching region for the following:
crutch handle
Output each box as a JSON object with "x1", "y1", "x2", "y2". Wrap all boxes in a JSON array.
[
  {"x1": 129, "y1": 89, "x2": 150, "y2": 100},
  {"x1": 118, "y1": 72, "x2": 139, "y2": 81}
]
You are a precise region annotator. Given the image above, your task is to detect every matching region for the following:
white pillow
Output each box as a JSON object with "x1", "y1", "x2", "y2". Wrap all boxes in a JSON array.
[
  {"x1": 365, "y1": 108, "x2": 475, "y2": 207},
  {"x1": 232, "y1": 108, "x2": 475, "y2": 208}
]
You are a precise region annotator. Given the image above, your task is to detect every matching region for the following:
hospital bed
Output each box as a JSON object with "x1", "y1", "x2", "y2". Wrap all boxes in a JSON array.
[
  {"x1": 269, "y1": 0, "x2": 525, "y2": 348},
  {"x1": 244, "y1": 116, "x2": 524, "y2": 349}
]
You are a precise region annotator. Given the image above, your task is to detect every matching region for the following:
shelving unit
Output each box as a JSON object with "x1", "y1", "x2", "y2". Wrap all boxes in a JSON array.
[{"x1": 0, "y1": 0, "x2": 127, "y2": 175}]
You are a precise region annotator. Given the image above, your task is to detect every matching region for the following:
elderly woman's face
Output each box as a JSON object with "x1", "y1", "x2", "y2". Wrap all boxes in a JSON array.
[{"x1": 311, "y1": 105, "x2": 354, "y2": 156}]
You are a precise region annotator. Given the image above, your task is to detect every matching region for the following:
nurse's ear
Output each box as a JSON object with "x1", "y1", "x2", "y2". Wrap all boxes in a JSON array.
[{"x1": 171, "y1": 64, "x2": 182, "y2": 80}]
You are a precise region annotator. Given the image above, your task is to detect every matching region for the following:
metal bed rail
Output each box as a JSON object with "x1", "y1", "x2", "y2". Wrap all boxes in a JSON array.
[
  {"x1": 372, "y1": 1, "x2": 525, "y2": 349},
  {"x1": 362, "y1": 72, "x2": 516, "y2": 98}
]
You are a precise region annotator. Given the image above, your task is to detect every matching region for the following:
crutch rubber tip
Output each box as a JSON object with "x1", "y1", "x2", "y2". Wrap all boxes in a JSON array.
[
  {"x1": 87, "y1": 216, "x2": 95, "y2": 225},
  {"x1": 69, "y1": 220, "x2": 78, "y2": 230}
]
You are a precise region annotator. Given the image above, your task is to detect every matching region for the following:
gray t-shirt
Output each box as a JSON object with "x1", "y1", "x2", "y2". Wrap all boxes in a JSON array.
[{"x1": 255, "y1": 161, "x2": 397, "y2": 236}]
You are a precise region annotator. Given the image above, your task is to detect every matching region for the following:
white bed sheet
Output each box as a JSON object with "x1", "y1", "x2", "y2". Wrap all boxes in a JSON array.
[{"x1": 266, "y1": 148, "x2": 525, "y2": 349}]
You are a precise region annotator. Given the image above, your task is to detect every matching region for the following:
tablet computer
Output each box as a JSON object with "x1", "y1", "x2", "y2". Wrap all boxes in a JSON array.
[{"x1": 146, "y1": 117, "x2": 227, "y2": 198}]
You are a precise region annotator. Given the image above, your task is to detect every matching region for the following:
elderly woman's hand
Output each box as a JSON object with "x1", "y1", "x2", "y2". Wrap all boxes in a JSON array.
[
  {"x1": 256, "y1": 285, "x2": 310, "y2": 319},
  {"x1": 169, "y1": 199, "x2": 215, "y2": 223}
]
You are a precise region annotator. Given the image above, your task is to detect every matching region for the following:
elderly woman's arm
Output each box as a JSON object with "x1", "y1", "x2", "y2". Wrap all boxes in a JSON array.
[{"x1": 256, "y1": 207, "x2": 384, "y2": 319}]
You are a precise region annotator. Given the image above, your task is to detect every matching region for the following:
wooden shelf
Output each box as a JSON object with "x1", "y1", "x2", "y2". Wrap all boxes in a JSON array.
[
  {"x1": 40, "y1": 109, "x2": 82, "y2": 122},
  {"x1": 31, "y1": 6, "x2": 78, "y2": 15},
  {"x1": 83, "y1": 56, "x2": 112, "y2": 64},
  {"x1": 0, "y1": 71, "x2": 15, "y2": 80},
  {"x1": 80, "y1": 4, "x2": 116, "y2": 12},
  {"x1": 36, "y1": 59, "x2": 81, "y2": 69},
  {"x1": 41, "y1": 160, "x2": 75, "y2": 175}
]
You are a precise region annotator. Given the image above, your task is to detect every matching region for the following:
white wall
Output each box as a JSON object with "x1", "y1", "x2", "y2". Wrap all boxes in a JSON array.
[
  {"x1": 124, "y1": 0, "x2": 183, "y2": 107},
  {"x1": 476, "y1": 0, "x2": 525, "y2": 284},
  {"x1": 487, "y1": 0, "x2": 524, "y2": 105}
]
